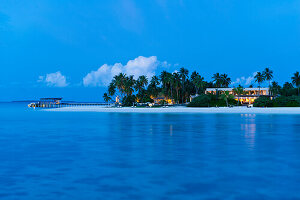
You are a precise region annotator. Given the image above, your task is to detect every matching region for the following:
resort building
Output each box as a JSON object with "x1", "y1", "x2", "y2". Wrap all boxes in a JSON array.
[
  {"x1": 204, "y1": 88, "x2": 270, "y2": 105},
  {"x1": 152, "y1": 96, "x2": 175, "y2": 105}
]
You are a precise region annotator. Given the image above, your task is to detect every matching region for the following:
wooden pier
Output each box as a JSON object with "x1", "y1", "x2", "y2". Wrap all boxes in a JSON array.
[
  {"x1": 32, "y1": 103, "x2": 110, "y2": 108},
  {"x1": 28, "y1": 98, "x2": 112, "y2": 108}
]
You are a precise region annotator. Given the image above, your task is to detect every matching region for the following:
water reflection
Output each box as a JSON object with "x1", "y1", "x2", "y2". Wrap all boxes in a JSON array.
[
  {"x1": 169, "y1": 124, "x2": 173, "y2": 136},
  {"x1": 241, "y1": 114, "x2": 257, "y2": 149}
]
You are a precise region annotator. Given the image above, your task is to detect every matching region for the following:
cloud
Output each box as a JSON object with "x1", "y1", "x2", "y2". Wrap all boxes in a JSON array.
[
  {"x1": 38, "y1": 71, "x2": 68, "y2": 87},
  {"x1": 83, "y1": 56, "x2": 165, "y2": 87},
  {"x1": 232, "y1": 72, "x2": 258, "y2": 86}
]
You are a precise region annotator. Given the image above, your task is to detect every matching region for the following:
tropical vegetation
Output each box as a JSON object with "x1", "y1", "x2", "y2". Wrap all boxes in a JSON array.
[{"x1": 103, "y1": 67, "x2": 300, "y2": 107}]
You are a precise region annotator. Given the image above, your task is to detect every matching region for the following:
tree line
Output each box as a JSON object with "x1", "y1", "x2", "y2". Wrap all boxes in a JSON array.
[{"x1": 102, "y1": 67, "x2": 300, "y2": 106}]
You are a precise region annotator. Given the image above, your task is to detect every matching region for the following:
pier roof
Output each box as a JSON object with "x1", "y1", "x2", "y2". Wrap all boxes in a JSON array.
[{"x1": 40, "y1": 98, "x2": 62, "y2": 100}]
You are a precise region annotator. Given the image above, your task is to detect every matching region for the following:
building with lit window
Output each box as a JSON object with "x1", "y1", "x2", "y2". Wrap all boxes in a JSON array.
[
  {"x1": 152, "y1": 96, "x2": 175, "y2": 105},
  {"x1": 205, "y1": 88, "x2": 270, "y2": 105}
]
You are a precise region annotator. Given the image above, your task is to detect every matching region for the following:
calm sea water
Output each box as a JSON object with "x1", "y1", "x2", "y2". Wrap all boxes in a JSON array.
[{"x1": 1, "y1": 103, "x2": 300, "y2": 199}]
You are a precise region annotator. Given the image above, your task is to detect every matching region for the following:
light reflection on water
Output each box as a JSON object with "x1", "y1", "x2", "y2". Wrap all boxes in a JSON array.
[
  {"x1": 0, "y1": 103, "x2": 300, "y2": 199},
  {"x1": 241, "y1": 114, "x2": 257, "y2": 149}
]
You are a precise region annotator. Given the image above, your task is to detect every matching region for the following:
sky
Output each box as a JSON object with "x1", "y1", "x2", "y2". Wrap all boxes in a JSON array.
[{"x1": 1, "y1": 0, "x2": 300, "y2": 101}]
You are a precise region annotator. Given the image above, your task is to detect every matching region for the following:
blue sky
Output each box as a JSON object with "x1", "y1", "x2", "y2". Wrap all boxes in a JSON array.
[{"x1": 1, "y1": 0, "x2": 300, "y2": 101}]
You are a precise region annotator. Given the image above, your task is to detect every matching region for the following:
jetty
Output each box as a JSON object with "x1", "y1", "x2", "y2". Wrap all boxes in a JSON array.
[{"x1": 28, "y1": 98, "x2": 110, "y2": 108}]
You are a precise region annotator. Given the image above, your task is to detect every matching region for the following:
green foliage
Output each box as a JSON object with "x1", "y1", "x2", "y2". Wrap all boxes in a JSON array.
[
  {"x1": 188, "y1": 95, "x2": 211, "y2": 107},
  {"x1": 233, "y1": 86, "x2": 244, "y2": 105},
  {"x1": 291, "y1": 71, "x2": 300, "y2": 95},
  {"x1": 263, "y1": 67, "x2": 273, "y2": 87},
  {"x1": 273, "y1": 96, "x2": 300, "y2": 107},
  {"x1": 254, "y1": 72, "x2": 265, "y2": 87},
  {"x1": 220, "y1": 74, "x2": 231, "y2": 87},
  {"x1": 108, "y1": 82, "x2": 116, "y2": 96},
  {"x1": 273, "y1": 96, "x2": 288, "y2": 107},
  {"x1": 135, "y1": 75, "x2": 148, "y2": 95},
  {"x1": 103, "y1": 93, "x2": 112, "y2": 103},
  {"x1": 220, "y1": 91, "x2": 234, "y2": 107},
  {"x1": 254, "y1": 96, "x2": 300, "y2": 107},
  {"x1": 122, "y1": 95, "x2": 136, "y2": 107},
  {"x1": 191, "y1": 71, "x2": 205, "y2": 94},
  {"x1": 104, "y1": 67, "x2": 300, "y2": 107},
  {"x1": 159, "y1": 100, "x2": 167, "y2": 105},
  {"x1": 280, "y1": 82, "x2": 297, "y2": 96},
  {"x1": 253, "y1": 96, "x2": 273, "y2": 107},
  {"x1": 138, "y1": 94, "x2": 154, "y2": 103},
  {"x1": 207, "y1": 93, "x2": 226, "y2": 107},
  {"x1": 188, "y1": 94, "x2": 237, "y2": 107},
  {"x1": 270, "y1": 81, "x2": 281, "y2": 96},
  {"x1": 147, "y1": 76, "x2": 160, "y2": 97}
]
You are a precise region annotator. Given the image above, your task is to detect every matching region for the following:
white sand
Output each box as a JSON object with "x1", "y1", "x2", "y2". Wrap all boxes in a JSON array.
[{"x1": 44, "y1": 106, "x2": 300, "y2": 114}]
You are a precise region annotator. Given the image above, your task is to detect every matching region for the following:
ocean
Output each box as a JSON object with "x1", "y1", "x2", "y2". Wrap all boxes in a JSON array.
[{"x1": 1, "y1": 102, "x2": 300, "y2": 199}]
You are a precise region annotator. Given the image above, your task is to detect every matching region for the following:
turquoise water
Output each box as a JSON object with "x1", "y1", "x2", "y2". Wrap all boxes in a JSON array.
[{"x1": 1, "y1": 103, "x2": 300, "y2": 199}]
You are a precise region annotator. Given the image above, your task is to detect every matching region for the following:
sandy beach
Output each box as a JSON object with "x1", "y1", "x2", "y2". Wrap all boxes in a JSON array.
[{"x1": 44, "y1": 106, "x2": 300, "y2": 114}]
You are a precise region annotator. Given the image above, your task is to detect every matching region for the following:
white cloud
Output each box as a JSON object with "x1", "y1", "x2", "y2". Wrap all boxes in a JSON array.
[
  {"x1": 38, "y1": 71, "x2": 68, "y2": 87},
  {"x1": 232, "y1": 72, "x2": 258, "y2": 86},
  {"x1": 83, "y1": 56, "x2": 164, "y2": 87}
]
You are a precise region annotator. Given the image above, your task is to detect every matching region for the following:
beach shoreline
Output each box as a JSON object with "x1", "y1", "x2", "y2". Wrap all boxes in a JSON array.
[{"x1": 43, "y1": 106, "x2": 300, "y2": 114}]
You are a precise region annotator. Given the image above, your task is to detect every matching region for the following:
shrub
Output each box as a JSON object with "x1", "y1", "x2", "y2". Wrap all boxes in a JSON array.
[
  {"x1": 280, "y1": 88, "x2": 298, "y2": 97},
  {"x1": 253, "y1": 96, "x2": 273, "y2": 107},
  {"x1": 209, "y1": 99, "x2": 227, "y2": 107},
  {"x1": 159, "y1": 100, "x2": 167, "y2": 105},
  {"x1": 228, "y1": 98, "x2": 238, "y2": 106},
  {"x1": 286, "y1": 96, "x2": 300, "y2": 107},
  {"x1": 273, "y1": 96, "x2": 300, "y2": 107},
  {"x1": 139, "y1": 95, "x2": 154, "y2": 103},
  {"x1": 189, "y1": 94, "x2": 238, "y2": 107},
  {"x1": 188, "y1": 95, "x2": 210, "y2": 107},
  {"x1": 273, "y1": 96, "x2": 288, "y2": 107},
  {"x1": 122, "y1": 95, "x2": 136, "y2": 107}
]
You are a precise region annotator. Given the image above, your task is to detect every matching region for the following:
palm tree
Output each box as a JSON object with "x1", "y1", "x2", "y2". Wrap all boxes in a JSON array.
[
  {"x1": 233, "y1": 86, "x2": 244, "y2": 105},
  {"x1": 124, "y1": 75, "x2": 135, "y2": 96},
  {"x1": 282, "y1": 82, "x2": 294, "y2": 96},
  {"x1": 172, "y1": 72, "x2": 181, "y2": 104},
  {"x1": 292, "y1": 71, "x2": 300, "y2": 95},
  {"x1": 192, "y1": 74, "x2": 204, "y2": 95},
  {"x1": 108, "y1": 82, "x2": 116, "y2": 97},
  {"x1": 190, "y1": 71, "x2": 199, "y2": 82},
  {"x1": 179, "y1": 67, "x2": 189, "y2": 103},
  {"x1": 139, "y1": 75, "x2": 148, "y2": 88},
  {"x1": 135, "y1": 75, "x2": 148, "y2": 94},
  {"x1": 160, "y1": 71, "x2": 172, "y2": 98},
  {"x1": 160, "y1": 71, "x2": 169, "y2": 89},
  {"x1": 134, "y1": 75, "x2": 148, "y2": 102},
  {"x1": 254, "y1": 72, "x2": 265, "y2": 95},
  {"x1": 103, "y1": 93, "x2": 112, "y2": 106},
  {"x1": 212, "y1": 73, "x2": 221, "y2": 88},
  {"x1": 212, "y1": 73, "x2": 222, "y2": 97},
  {"x1": 150, "y1": 75, "x2": 159, "y2": 86},
  {"x1": 263, "y1": 68, "x2": 273, "y2": 89},
  {"x1": 113, "y1": 73, "x2": 126, "y2": 97},
  {"x1": 220, "y1": 73, "x2": 231, "y2": 87},
  {"x1": 148, "y1": 76, "x2": 160, "y2": 96},
  {"x1": 185, "y1": 79, "x2": 195, "y2": 102},
  {"x1": 167, "y1": 72, "x2": 173, "y2": 98},
  {"x1": 270, "y1": 81, "x2": 280, "y2": 96},
  {"x1": 220, "y1": 91, "x2": 234, "y2": 107},
  {"x1": 148, "y1": 75, "x2": 160, "y2": 97}
]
